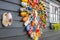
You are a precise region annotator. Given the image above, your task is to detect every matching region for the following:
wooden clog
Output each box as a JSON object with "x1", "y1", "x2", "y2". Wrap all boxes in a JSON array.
[
  {"x1": 21, "y1": 2, "x2": 28, "y2": 7},
  {"x1": 24, "y1": 18, "x2": 30, "y2": 26},
  {"x1": 20, "y1": 7, "x2": 26, "y2": 11},
  {"x1": 41, "y1": 22, "x2": 46, "y2": 28},
  {"x1": 26, "y1": 25, "x2": 30, "y2": 31},
  {"x1": 2, "y1": 12, "x2": 13, "y2": 27},
  {"x1": 22, "y1": 16, "x2": 29, "y2": 22},
  {"x1": 30, "y1": 32, "x2": 36, "y2": 39},
  {"x1": 21, "y1": 12, "x2": 28, "y2": 17},
  {"x1": 31, "y1": 21, "x2": 35, "y2": 27},
  {"x1": 40, "y1": 1, "x2": 44, "y2": 5},
  {"x1": 22, "y1": 0, "x2": 28, "y2": 3},
  {"x1": 34, "y1": 34, "x2": 38, "y2": 40},
  {"x1": 34, "y1": 0, "x2": 38, "y2": 4},
  {"x1": 8, "y1": 12, "x2": 13, "y2": 26},
  {"x1": 28, "y1": 0, "x2": 38, "y2": 8},
  {"x1": 2, "y1": 12, "x2": 9, "y2": 27}
]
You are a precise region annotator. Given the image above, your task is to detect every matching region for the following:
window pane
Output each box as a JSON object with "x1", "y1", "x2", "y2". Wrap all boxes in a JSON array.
[{"x1": 49, "y1": 3, "x2": 59, "y2": 23}]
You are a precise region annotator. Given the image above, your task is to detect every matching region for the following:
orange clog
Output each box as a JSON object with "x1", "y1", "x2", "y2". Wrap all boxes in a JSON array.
[
  {"x1": 22, "y1": 16, "x2": 29, "y2": 22},
  {"x1": 31, "y1": 21, "x2": 35, "y2": 27}
]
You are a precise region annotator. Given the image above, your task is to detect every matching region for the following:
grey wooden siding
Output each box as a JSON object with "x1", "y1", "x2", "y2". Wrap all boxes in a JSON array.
[
  {"x1": 0, "y1": 0, "x2": 50, "y2": 40},
  {"x1": 0, "y1": 0, "x2": 60, "y2": 40},
  {"x1": 0, "y1": 0, "x2": 28, "y2": 40}
]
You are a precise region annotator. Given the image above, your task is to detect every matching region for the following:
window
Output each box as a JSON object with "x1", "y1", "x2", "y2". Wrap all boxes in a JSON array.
[{"x1": 49, "y1": 2, "x2": 59, "y2": 23}]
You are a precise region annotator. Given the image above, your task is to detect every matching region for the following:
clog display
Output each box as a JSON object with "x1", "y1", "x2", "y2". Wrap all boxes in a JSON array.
[
  {"x1": 20, "y1": 0, "x2": 47, "y2": 40},
  {"x1": 2, "y1": 12, "x2": 13, "y2": 27}
]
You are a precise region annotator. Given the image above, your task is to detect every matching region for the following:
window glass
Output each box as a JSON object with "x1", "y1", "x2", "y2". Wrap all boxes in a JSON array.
[{"x1": 49, "y1": 3, "x2": 59, "y2": 23}]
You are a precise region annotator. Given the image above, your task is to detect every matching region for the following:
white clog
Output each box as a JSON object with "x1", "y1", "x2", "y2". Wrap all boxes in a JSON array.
[
  {"x1": 8, "y1": 12, "x2": 13, "y2": 25},
  {"x1": 2, "y1": 12, "x2": 13, "y2": 27},
  {"x1": 24, "y1": 18, "x2": 30, "y2": 26},
  {"x1": 21, "y1": 2, "x2": 27, "y2": 7},
  {"x1": 20, "y1": 7, "x2": 26, "y2": 11}
]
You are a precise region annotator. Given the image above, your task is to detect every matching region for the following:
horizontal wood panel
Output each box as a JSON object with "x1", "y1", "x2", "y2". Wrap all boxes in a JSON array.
[
  {"x1": 0, "y1": 28, "x2": 26, "y2": 38},
  {"x1": 0, "y1": 1, "x2": 20, "y2": 11},
  {"x1": 0, "y1": 0, "x2": 26, "y2": 38},
  {"x1": 4, "y1": 0, "x2": 21, "y2": 4},
  {"x1": 0, "y1": 35, "x2": 30, "y2": 40},
  {"x1": 0, "y1": 30, "x2": 60, "y2": 40}
]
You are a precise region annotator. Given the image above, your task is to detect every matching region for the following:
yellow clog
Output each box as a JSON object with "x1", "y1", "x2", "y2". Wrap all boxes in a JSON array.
[
  {"x1": 22, "y1": 0, "x2": 28, "y2": 2},
  {"x1": 34, "y1": 34, "x2": 38, "y2": 40},
  {"x1": 21, "y1": 12, "x2": 28, "y2": 17}
]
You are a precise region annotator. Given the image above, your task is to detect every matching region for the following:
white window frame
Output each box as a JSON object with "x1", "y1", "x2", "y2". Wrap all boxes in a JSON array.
[{"x1": 49, "y1": 2, "x2": 59, "y2": 23}]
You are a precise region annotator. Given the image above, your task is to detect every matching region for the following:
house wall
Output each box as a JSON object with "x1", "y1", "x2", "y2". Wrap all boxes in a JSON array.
[
  {"x1": 0, "y1": 0, "x2": 29, "y2": 40},
  {"x1": 0, "y1": 0, "x2": 60, "y2": 40}
]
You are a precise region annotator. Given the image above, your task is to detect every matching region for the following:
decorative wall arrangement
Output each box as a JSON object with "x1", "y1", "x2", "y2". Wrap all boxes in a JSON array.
[{"x1": 20, "y1": 0, "x2": 47, "y2": 40}]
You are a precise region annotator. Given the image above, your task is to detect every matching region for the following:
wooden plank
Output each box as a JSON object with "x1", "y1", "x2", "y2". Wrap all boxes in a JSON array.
[
  {"x1": 0, "y1": 35, "x2": 29, "y2": 40},
  {"x1": 0, "y1": 28, "x2": 26, "y2": 38},
  {"x1": 0, "y1": 0, "x2": 27, "y2": 39},
  {"x1": 0, "y1": 1, "x2": 20, "y2": 11},
  {"x1": 4, "y1": 0, "x2": 21, "y2": 4}
]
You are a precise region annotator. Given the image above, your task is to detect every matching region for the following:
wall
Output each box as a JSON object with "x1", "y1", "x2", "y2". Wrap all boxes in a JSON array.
[
  {"x1": 0, "y1": 0, "x2": 29, "y2": 40},
  {"x1": 0, "y1": 0, "x2": 50, "y2": 40},
  {"x1": 0, "y1": 0, "x2": 60, "y2": 40}
]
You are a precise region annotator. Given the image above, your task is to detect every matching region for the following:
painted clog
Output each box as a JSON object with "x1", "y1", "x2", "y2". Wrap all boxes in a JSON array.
[
  {"x1": 22, "y1": 0, "x2": 28, "y2": 3},
  {"x1": 21, "y1": 12, "x2": 28, "y2": 17},
  {"x1": 2, "y1": 12, "x2": 13, "y2": 27},
  {"x1": 26, "y1": 25, "x2": 30, "y2": 31},
  {"x1": 22, "y1": 16, "x2": 29, "y2": 22},
  {"x1": 21, "y1": 2, "x2": 27, "y2": 7},
  {"x1": 20, "y1": 7, "x2": 26, "y2": 11},
  {"x1": 31, "y1": 21, "x2": 35, "y2": 27},
  {"x1": 7, "y1": 12, "x2": 13, "y2": 26},
  {"x1": 24, "y1": 18, "x2": 30, "y2": 26}
]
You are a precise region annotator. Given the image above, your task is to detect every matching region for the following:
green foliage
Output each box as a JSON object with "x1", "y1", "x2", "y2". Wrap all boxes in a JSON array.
[{"x1": 52, "y1": 23, "x2": 60, "y2": 30}]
